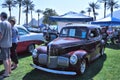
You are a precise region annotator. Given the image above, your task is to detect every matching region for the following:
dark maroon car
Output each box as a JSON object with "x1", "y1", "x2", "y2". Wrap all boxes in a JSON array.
[{"x1": 31, "y1": 24, "x2": 105, "y2": 75}]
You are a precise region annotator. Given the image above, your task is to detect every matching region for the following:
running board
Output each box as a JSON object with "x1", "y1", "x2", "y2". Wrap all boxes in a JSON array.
[{"x1": 30, "y1": 64, "x2": 76, "y2": 75}]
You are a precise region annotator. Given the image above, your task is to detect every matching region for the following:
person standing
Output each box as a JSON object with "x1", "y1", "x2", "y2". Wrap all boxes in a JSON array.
[
  {"x1": 0, "y1": 12, "x2": 12, "y2": 78},
  {"x1": 8, "y1": 16, "x2": 19, "y2": 70},
  {"x1": 101, "y1": 27, "x2": 108, "y2": 45}
]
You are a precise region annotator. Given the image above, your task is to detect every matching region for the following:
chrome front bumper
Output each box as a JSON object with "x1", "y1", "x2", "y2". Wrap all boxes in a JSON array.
[{"x1": 30, "y1": 63, "x2": 76, "y2": 75}]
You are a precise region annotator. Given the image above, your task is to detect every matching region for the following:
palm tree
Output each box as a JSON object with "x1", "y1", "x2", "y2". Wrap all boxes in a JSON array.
[
  {"x1": 89, "y1": 2, "x2": 100, "y2": 20},
  {"x1": 22, "y1": 0, "x2": 33, "y2": 25},
  {"x1": 107, "y1": 0, "x2": 119, "y2": 17},
  {"x1": 2, "y1": 0, "x2": 16, "y2": 17},
  {"x1": 29, "y1": 4, "x2": 35, "y2": 26},
  {"x1": 36, "y1": 9, "x2": 43, "y2": 27},
  {"x1": 98, "y1": 0, "x2": 109, "y2": 18},
  {"x1": 16, "y1": 0, "x2": 23, "y2": 25},
  {"x1": 86, "y1": 7, "x2": 91, "y2": 16},
  {"x1": 95, "y1": 12, "x2": 99, "y2": 19}
]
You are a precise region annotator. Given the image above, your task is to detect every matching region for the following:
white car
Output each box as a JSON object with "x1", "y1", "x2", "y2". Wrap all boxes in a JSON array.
[{"x1": 15, "y1": 25, "x2": 45, "y2": 54}]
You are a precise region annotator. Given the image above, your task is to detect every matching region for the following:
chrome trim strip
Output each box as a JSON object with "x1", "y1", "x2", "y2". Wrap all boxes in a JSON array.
[{"x1": 30, "y1": 64, "x2": 76, "y2": 75}]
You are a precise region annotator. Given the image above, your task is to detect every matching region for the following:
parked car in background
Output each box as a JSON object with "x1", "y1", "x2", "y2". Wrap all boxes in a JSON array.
[
  {"x1": 27, "y1": 27, "x2": 41, "y2": 33},
  {"x1": 31, "y1": 24, "x2": 105, "y2": 75},
  {"x1": 106, "y1": 27, "x2": 120, "y2": 44},
  {"x1": 107, "y1": 27, "x2": 114, "y2": 40},
  {"x1": 16, "y1": 25, "x2": 45, "y2": 54},
  {"x1": 43, "y1": 28, "x2": 58, "y2": 43}
]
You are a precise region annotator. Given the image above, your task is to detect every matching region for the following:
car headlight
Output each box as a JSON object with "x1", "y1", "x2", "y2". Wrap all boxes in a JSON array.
[
  {"x1": 70, "y1": 54, "x2": 78, "y2": 65},
  {"x1": 32, "y1": 49, "x2": 38, "y2": 58}
]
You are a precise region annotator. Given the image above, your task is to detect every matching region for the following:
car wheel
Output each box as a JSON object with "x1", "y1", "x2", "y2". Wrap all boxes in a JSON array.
[
  {"x1": 100, "y1": 47, "x2": 105, "y2": 56},
  {"x1": 28, "y1": 44, "x2": 35, "y2": 53},
  {"x1": 76, "y1": 59, "x2": 86, "y2": 75}
]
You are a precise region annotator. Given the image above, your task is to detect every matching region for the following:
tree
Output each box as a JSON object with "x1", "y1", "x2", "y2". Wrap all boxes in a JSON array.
[
  {"x1": 98, "y1": 0, "x2": 109, "y2": 18},
  {"x1": 29, "y1": 4, "x2": 35, "y2": 26},
  {"x1": 107, "y1": 0, "x2": 119, "y2": 17},
  {"x1": 2, "y1": 0, "x2": 17, "y2": 17},
  {"x1": 36, "y1": 9, "x2": 43, "y2": 27},
  {"x1": 43, "y1": 8, "x2": 58, "y2": 25},
  {"x1": 86, "y1": 7, "x2": 91, "y2": 16},
  {"x1": 16, "y1": 0, "x2": 23, "y2": 25},
  {"x1": 80, "y1": 10, "x2": 86, "y2": 14},
  {"x1": 95, "y1": 12, "x2": 99, "y2": 19},
  {"x1": 89, "y1": 2, "x2": 100, "y2": 20},
  {"x1": 22, "y1": 0, "x2": 33, "y2": 25}
]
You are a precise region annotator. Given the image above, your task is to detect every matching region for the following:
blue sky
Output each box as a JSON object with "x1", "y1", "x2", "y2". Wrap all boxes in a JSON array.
[{"x1": 0, "y1": 0, "x2": 120, "y2": 25}]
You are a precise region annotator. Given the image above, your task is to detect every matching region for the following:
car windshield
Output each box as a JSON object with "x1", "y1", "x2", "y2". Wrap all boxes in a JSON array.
[
  {"x1": 17, "y1": 27, "x2": 29, "y2": 36},
  {"x1": 60, "y1": 27, "x2": 87, "y2": 39}
]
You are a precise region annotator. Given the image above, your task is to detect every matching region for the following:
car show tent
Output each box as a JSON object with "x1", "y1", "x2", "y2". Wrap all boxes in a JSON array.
[
  {"x1": 91, "y1": 9, "x2": 120, "y2": 26},
  {"x1": 91, "y1": 16, "x2": 120, "y2": 26},
  {"x1": 49, "y1": 11, "x2": 93, "y2": 32},
  {"x1": 50, "y1": 11, "x2": 93, "y2": 22}
]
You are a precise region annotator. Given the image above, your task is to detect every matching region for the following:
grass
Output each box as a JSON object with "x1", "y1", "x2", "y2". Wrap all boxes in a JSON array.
[{"x1": 0, "y1": 44, "x2": 120, "y2": 80}]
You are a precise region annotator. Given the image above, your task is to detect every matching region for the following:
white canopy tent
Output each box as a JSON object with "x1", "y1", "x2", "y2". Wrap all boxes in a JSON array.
[{"x1": 50, "y1": 11, "x2": 93, "y2": 32}]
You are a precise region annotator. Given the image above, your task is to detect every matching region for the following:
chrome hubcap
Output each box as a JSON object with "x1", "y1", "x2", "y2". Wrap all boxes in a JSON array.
[
  {"x1": 80, "y1": 60, "x2": 86, "y2": 73},
  {"x1": 29, "y1": 45, "x2": 34, "y2": 53}
]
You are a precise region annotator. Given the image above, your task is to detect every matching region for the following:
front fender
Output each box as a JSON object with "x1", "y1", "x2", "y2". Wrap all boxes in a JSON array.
[
  {"x1": 68, "y1": 50, "x2": 89, "y2": 67},
  {"x1": 37, "y1": 46, "x2": 47, "y2": 53},
  {"x1": 68, "y1": 50, "x2": 87, "y2": 59}
]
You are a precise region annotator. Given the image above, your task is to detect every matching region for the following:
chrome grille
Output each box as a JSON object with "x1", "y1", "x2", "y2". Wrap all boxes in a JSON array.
[
  {"x1": 57, "y1": 56, "x2": 69, "y2": 67},
  {"x1": 49, "y1": 46, "x2": 58, "y2": 56},
  {"x1": 47, "y1": 56, "x2": 58, "y2": 68}
]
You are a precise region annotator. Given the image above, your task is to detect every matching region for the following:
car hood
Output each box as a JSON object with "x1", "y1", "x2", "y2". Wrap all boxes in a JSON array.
[
  {"x1": 49, "y1": 37, "x2": 85, "y2": 48},
  {"x1": 19, "y1": 33, "x2": 45, "y2": 42}
]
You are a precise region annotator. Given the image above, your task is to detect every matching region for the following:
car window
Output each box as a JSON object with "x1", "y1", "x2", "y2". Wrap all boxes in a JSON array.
[
  {"x1": 69, "y1": 29, "x2": 75, "y2": 36},
  {"x1": 75, "y1": 28, "x2": 87, "y2": 38},
  {"x1": 17, "y1": 27, "x2": 29, "y2": 36},
  {"x1": 60, "y1": 28, "x2": 69, "y2": 36},
  {"x1": 60, "y1": 27, "x2": 87, "y2": 39},
  {"x1": 89, "y1": 29, "x2": 100, "y2": 38},
  {"x1": 81, "y1": 31, "x2": 87, "y2": 38}
]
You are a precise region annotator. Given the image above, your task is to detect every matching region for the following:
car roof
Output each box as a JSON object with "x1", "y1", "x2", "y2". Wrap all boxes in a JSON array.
[{"x1": 65, "y1": 24, "x2": 101, "y2": 29}]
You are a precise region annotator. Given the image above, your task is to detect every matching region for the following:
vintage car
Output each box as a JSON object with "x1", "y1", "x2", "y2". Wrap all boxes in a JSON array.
[
  {"x1": 43, "y1": 29, "x2": 58, "y2": 43},
  {"x1": 31, "y1": 24, "x2": 105, "y2": 75},
  {"x1": 16, "y1": 25, "x2": 45, "y2": 54}
]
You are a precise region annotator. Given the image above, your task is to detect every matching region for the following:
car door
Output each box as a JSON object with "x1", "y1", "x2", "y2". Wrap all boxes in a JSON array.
[
  {"x1": 17, "y1": 27, "x2": 30, "y2": 52},
  {"x1": 89, "y1": 28, "x2": 102, "y2": 60},
  {"x1": 85, "y1": 29, "x2": 99, "y2": 61},
  {"x1": 93, "y1": 28, "x2": 102, "y2": 57}
]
